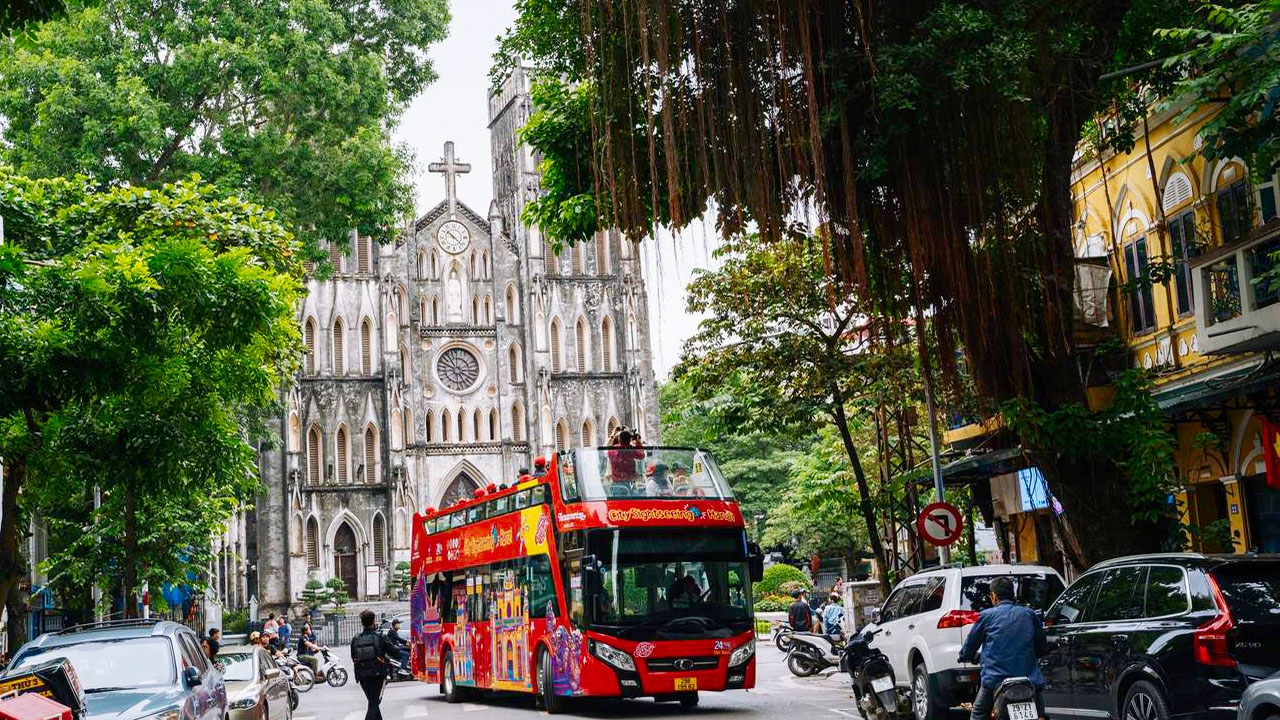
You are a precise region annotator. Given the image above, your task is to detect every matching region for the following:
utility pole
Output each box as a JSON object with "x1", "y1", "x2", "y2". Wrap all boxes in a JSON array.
[{"x1": 922, "y1": 370, "x2": 950, "y2": 565}]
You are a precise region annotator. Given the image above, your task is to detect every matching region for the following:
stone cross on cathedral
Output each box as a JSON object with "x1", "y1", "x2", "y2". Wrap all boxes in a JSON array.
[{"x1": 429, "y1": 141, "x2": 471, "y2": 219}]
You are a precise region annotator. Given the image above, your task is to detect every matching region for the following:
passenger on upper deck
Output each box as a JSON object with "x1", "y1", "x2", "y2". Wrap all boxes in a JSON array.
[
  {"x1": 644, "y1": 462, "x2": 673, "y2": 497},
  {"x1": 608, "y1": 429, "x2": 644, "y2": 490}
]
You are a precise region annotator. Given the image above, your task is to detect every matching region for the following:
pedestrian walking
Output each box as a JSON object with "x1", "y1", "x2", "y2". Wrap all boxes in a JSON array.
[
  {"x1": 278, "y1": 616, "x2": 292, "y2": 649},
  {"x1": 351, "y1": 609, "x2": 395, "y2": 720}
]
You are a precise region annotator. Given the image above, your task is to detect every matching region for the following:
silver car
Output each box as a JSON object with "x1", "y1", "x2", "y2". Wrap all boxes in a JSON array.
[
  {"x1": 1241, "y1": 675, "x2": 1280, "y2": 720},
  {"x1": 218, "y1": 646, "x2": 292, "y2": 720}
]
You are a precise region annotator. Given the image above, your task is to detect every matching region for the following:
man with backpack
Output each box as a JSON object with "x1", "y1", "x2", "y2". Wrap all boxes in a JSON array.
[{"x1": 351, "y1": 609, "x2": 395, "y2": 720}]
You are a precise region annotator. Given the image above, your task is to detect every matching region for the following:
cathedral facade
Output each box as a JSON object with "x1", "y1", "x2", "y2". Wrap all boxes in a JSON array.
[{"x1": 246, "y1": 67, "x2": 659, "y2": 611}]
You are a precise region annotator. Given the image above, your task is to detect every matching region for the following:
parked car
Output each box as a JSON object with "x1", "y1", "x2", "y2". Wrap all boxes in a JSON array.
[
  {"x1": 1040, "y1": 553, "x2": 1280, "y2": 720},
  {"x1": 870, "y1": 564, "x2": 1066, "y2": 720},
  {"x1": 219, "y1": 645, "x2": 292, "y2": 720},
  {"x1": 1239, "y1": 674, "x2": 1280, "y2": 720},
  {"x1": 8, "y1": 619, "x2": 226, "y2": 720}
]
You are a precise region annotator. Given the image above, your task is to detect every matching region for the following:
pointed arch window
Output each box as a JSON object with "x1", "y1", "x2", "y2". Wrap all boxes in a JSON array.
[
  {"x1": 332, "y1": 318, "x2": 346, "y2": 375},
  {"x1": 373, "y1": 514, "x2": 387, "y2": 565},
  {"x1": 511, "y1": 403, "x2": 524, "y2": 442},
  {"x1": 576, "y1": 318, "x2": 588, "y2": 372},
  {"x1": 329, "y1": 242, "x2": 344, "y2": 274},
  {"x1": 470, "y1": 252, "x2": 477, "y2": 278},
  {"x1": 305, "y1": 517, "x2": 319, "y2": 569},
  {"x1": 357, "y1": 235, "x2": 371, "y2": 274},
  {"x1": 581, "y1": 419, "x2": 594, "y2": 448},
  {"x1": 506, "y1": 286, "x2": 518, "y2": 323},
  {"x1": 336, "y1": 425, "x2": 350, "y2": 483},
  {"x1": 601, "y1": 316, "x2": 614, "y2": 371},
  {"x1": 472, "y1": 295, "x2": 480, "y2": 324},
  {"x1": 417, "y1": 251, "x2": 427, "y2": 280},
  {"x1": 361, "y1": 319, "x2": 373, "y2": 375},
  {"x1": 426, "y1": 410, "x2": 435, "y2": 444},
  {"x1": 292, "y1": 513, "x2": 304, "y2": 554},
  {"x1": 307, "y1": 425, "x2": 322, "y2": 484},
  {"x1": 473, "y1": 408, "x2": 482, "y2": 442},
  {"x1": 364, "y1": 425, "x2": 377, "y2": 482},
  {"x1": 555, "y1": 419, "x2": 569, "y2": 451},
  {"x1": 395, "y1": 286, "x2": 407, "y2": 320},
  {"x1": 489, "y1": 409, "x2": 498, "y2": 441},
  {"x1": 430, "y1": 250, "x2": 439, "y2": 279},
  {"x1": 607, "y1": 417, "x2": 619, "y2": 439},
  {"x1": 544, "y1": 239, "x2": 557, "y2": 277},
  {"x1": 404, "y1": 407, "x2": 414, "y2": 446},
  {"x1": 432, "y1": 297, "x2": 440, "y2": 324},
  {"x1": 572, "y1": 243, "x2": 584, "y2": 274},
  {"x1": 484, "y1": 295, "x2": 492, "y2": 324},
  {"x1": 304, "y1": 318, "x2": 317, "y2": 375},
  {"x1": 550, "y1": 319, "x2": 563, "y2": 372},
  {"x1": 441, "y1": 409, "x2": 451, "y2": 443},
  {"x1": 595, "y1": 231, "x2": 609, "y2": 273},
  {"x1": 509, "y1": 342, "x2": 522, "y2": 383},
  {"x1": 457, "y1": 407, "x2": 465, "y2": 442}
]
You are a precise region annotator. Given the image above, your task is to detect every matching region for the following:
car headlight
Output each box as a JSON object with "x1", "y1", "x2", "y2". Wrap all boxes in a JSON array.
[
  {"x1": 229, "y1": 698, "x2": 257, "y2": 710},
  {"x1": 142, "y1": 709, "x2": 182, "y2": 720},
  {"x1": 590, "y1": 640, "x2": 636, "y2": 671},
  {"x1": 728, "y1": 638, "x2": 755, "y2": 667}
]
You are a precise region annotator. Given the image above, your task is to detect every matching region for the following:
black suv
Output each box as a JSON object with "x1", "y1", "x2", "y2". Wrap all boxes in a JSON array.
[{"x1": 1039, "y1": 553, "x2": 1279, "y2": 720}]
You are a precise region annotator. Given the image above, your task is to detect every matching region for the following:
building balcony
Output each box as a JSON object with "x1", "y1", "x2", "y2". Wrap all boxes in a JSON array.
[{"x1": 1192, "y1": 221, "x2": 1280, "y2": 355}]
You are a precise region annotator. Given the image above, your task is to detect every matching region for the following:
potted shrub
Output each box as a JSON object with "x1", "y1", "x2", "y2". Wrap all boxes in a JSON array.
[
  {"x1": 394, "y1": 562, "x2": 412, "y2": 601},
  {"x1": 301, "y1": 579, "x2": 328, "y2": 613},
  {"x1": 325, "y1": 577, "x2": 349, "y2": 615}
]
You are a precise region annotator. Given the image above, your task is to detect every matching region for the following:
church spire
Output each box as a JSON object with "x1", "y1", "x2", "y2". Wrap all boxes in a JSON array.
[{"x1": 428, "y1": 141, "x2": 471, "y2": 219}]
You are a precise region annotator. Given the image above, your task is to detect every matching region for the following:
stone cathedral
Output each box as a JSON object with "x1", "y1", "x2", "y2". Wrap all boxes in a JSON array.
[{"x1": 242, "y1": 67, "x2": 659, "y2": 612}]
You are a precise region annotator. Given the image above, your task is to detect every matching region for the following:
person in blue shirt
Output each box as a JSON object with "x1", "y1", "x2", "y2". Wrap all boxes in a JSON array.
[
  {"x1": 821, "y1": 594, "x2": 844, "y2": 637},
  {"x1": 957, "y1": 577, "x2": 1047, "y2": 720}
]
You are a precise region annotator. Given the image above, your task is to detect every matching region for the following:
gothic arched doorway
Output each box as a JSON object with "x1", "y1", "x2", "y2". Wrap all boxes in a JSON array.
[
  {"x1": 441, "y1": 472, "x2": 480, "y2": 507},
  {"x1": 333, "y1": 521, "x2": 359, "y2": 597}
]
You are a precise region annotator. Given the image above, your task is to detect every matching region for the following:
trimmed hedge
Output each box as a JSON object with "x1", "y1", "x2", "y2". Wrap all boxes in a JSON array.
[{"x1": 753, "y1": 563, "x2": 812, "y2": 600}]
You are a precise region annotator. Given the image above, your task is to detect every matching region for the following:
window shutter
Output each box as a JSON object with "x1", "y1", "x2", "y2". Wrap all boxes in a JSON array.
[
  {"x1": 1162, "y1": 173, "x2": 1194, "y2": 212},
  {"x1": 365, "y1": 427, "x2": 376, "y2": 482},
  {"x1": 601, "y1": 319, "x2": 613, "y2": 371},
  {"x1": 373, "y1": 515, "x2": 386, "y2": 565},
  {"x1": 582, "y1": 422, "x2": 593, "y2": 447},
  {"x1": 308, "y1": 427, "x2": 321, "y2": 484},
  {"x1": 329, "y1": 243, "x2": 343, "y2": 274},
  {"x1": 551, "y1": 321, "x2": 562, "y2": 371},
  {"x1": 306, "y1": 519, "x2": 319, "y2": 569},
  {"x1": 576, "y1": 320, "x2": 587, "y2": 371},
  {"x1": 361, "y1": 320, "x2": 372, "y2": 375},
  {"x1": 512, "y1": 404, "x2": 523, "y2": 442},
  {"x1": 304, "y1": 320, "x2": 316, "y2": 375},
  {"x1": 556, "y1": 422, "x2": 568, "y2": 451},
  {"x1": 336, "y1": 427, "x2": 348, "y2": 483},
  {"x1": 357, "y1": 236, "x2": 370, "y2": 273},
  {"x1": 333, "y1": 321, "x2": 345, "y2": 375}
]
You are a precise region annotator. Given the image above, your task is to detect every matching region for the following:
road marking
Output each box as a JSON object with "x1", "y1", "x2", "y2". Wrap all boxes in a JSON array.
[
  {"x1": 830, "y1": 709, "x2": 861, "y2": 718},
  {"x1": 462, "y1": 703, "x2": 486, "y2": 712},
  {"x1": 403, "y1": 706, "x2": 429, "y2": 718},
  {"x1": 342, "y1": 711, "x2": 364, "y2": 720},
  {"x1": 294, "y1": 716, "x2": 315, "y2": 720}
]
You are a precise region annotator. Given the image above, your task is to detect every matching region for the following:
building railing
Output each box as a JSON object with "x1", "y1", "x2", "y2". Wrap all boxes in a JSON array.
[{"x1": 1192, "y1": 221, "x2": 1280, "y2": 354}]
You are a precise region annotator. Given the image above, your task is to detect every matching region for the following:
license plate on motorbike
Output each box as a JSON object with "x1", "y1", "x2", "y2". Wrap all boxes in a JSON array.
[
  {"x1": 674, "y1": 678, "x2": 697, "y2": 691},
  {"x1": 871, "y1": 676, "x2": 893, "y2": 693},
  {"x1": 1008, "y1": 701, "x2": 1037, "y2": 720}
]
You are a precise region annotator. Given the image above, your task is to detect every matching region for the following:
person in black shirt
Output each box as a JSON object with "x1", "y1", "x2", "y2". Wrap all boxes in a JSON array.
[
  {"x1": 351, "y1": 610, "x2": 395, "y2": 720},
  {"x1": 206, "y1": 628, "x2": 221, "y2": 660},
  {"x1": 788, "y1": 590, "x2": 813, "y2": 633},
  {"x1": 386, "y1": 619, "x2": 410, "y2": 666},
  {"x1": 297, "y1": 622, "x2": 321, "y2": 672}
]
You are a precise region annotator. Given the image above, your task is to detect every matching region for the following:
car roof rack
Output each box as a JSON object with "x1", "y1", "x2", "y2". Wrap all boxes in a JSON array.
[
  {"x1": 1091, "y1": 552, "x2": 1205, "y2": 570},
  {"x1": 56, "y1": 618, "x2": 162, "y2": 635}
]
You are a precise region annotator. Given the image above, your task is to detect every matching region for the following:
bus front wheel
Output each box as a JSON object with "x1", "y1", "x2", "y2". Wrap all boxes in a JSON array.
[
  {"x1": 537, "y1": 648, "x2": 566, "y2": 714},
  {"x1": 442, "y1": 651, "x2": 463, "y2": 704}
]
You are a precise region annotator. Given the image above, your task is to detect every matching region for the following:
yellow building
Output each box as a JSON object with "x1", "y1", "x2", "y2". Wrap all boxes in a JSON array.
[{"x1": 940, "y1": 98, "x2": 1280, "y2": 567}]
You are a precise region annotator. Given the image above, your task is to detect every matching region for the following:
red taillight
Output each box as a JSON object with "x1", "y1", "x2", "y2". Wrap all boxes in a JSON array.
[
  {"x1": 938, "y1": 610, "x2": 980, "y2": 629},
  {"x1": 1194, "y1": 574, "x2": 1236, "y2": 668}
]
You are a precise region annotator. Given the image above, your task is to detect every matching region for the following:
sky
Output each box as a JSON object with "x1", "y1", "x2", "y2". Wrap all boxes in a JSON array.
[{"x1": 392, "y1": 0, "x2": 715, "y2": 379}]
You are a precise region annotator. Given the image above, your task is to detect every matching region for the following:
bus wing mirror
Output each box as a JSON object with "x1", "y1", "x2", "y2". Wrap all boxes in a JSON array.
[
  {"x1": 747, "y1": 542, "x2": 764, "y2": 583},
  {"x1": 582, "y1": 554, "x2": 603, "y2": 596}
]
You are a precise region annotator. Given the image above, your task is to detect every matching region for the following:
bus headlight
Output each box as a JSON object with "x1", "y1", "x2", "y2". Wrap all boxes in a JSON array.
[
  {"x1": 590, "y1": 640, "x2": 636, "y2": 671},
  {"x1": 728, "y1": 638, "x2": 755, "y2": 667}
]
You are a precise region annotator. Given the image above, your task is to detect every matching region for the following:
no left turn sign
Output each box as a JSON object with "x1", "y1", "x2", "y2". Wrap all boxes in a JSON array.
[{"x1": 917, "y1": 501, "x2": 963, "y2": 547}]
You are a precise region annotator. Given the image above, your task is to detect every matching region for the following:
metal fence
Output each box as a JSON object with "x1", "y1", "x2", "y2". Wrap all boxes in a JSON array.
[{"x1": 311, "y1": 613, "x2": 364, "y2": 647}]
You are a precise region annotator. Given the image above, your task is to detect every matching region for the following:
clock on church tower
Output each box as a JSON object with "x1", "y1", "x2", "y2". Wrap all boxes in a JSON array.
[{"x1": 437, "y1": 220, "x2": 470, "y2": 254}]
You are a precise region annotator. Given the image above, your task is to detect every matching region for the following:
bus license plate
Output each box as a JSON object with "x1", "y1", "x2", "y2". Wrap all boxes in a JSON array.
[
  {"x1": 674, "y1": 678, "x2": 698, "y2": 691},
  {"x1": 871, "y1": 676, "x2": 893, "y2": 693},
  {"x1": 1008, "y1": 702, "x2": 1037, "y2": 720}
]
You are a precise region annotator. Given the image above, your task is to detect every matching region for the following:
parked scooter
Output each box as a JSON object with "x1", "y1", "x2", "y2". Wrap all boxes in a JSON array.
[
  {"x1": 988, "y1": 676, "x2": 1039, "y2": 720},
  {"x1": 843, "y1": 627, "x2": 898, "y2": 720},
  {"x1": 786, "y1": 631, "x2": 845, "y2": 677},
  {"x1": 772, "y1": 620, "x2": 794, "y2": 652}
]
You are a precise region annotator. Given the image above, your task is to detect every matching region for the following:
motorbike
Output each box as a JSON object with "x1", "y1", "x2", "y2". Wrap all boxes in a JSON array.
[
  {"x1": 278, "y1": 650, "x2": 314, "y2": 692},
  {"x1": 988, "y1": 676, "x2": 1039, "y2": 720},
  {"x1": 843, "y1": 627, "x2": 898, "y2": 720},
  {"x1": 315, "y1": 647, "x2": 349, "y2": 687},
  {"x1": 772, "y1": 620, "x2": 794, "y2": 652},
  {"x1": 385, "y1": 656, "x2": 414, "y2": 683},
  {"x1": 287, "y1": 682, "x2": 300, "y2": 712},
  {"x1": 785, "y1": 631, "x2": 845, "y2": 677}
]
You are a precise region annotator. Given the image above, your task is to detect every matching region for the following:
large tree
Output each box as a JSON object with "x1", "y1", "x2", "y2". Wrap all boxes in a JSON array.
[
  {"x1": 0, "y1": 170, "x2": 303, "y2": 623},
  {"x1": 0, "y1": 0, "x2": 449, "y2": 255},
  {"x1": 500, "y1": 0, "x2": 1203, "y2": 563}
]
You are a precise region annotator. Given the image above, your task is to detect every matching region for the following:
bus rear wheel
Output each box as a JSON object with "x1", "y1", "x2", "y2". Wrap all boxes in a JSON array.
[{"x1": 537, "y1": 648, "x2": 566, "y2": 714}]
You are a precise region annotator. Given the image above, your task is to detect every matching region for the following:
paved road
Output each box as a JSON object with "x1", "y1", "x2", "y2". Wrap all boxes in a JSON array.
[{"x1": 294, "y1": 643, "x2": 862, "y2": 720}]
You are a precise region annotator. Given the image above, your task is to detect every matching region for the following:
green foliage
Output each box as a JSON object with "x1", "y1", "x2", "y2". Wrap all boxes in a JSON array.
[
  {"x1": 394, "y1": 561, "x2": 412, "y2": 593},
  {"x1": 754, "y1": 595, "x2": 790, "y2": 613},
  {"x1": 0, "y1": 0, "x2": 450, "y2": 256},
  {"x1": 0, "y1": 168, "x2": 302, "y2": 609},
  {"x1": 1160, "y1": 1, "x2": 1280, "y2": 179},
  {"x1": 752, "y1": 563, "x2": 811, "y2": 601},
  {"x1": 301, "y1": 579, "x2": 329, "y2": 609},
  {"x1": 518, "y1": 79, "x2": 602, "y2": 250},
  {"x1": 223, "y1": 607, "x2": 249, "y2": 634},
  {"x1": 325, "y1": 577, "x2": 349, "y2": 608}
]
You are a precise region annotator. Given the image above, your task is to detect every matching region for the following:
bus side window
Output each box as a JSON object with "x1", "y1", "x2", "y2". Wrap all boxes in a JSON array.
[
  {"x1": 560, "y1": 454, "x2": 581, "y2": 502},
  {"x1": 493, "y1": 495, "x2": 510, "y2": 516},
  {"x1": 440, "y1": 574, "x2": 458, "y2": 623},
  {"x1": 527, "y1": 554, "x2": 556, "y2": 618},
  {"x1": 514, "y1": 489, "x2": 531, "y2": 510},
  {"x1": 531, "y1": 485, "x2": 547, "y2": 505}
]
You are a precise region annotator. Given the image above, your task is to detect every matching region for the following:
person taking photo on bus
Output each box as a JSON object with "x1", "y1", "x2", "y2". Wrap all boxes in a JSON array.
[{"x1": 957, "y1": 577, "x2": 1048, "y2": 720}]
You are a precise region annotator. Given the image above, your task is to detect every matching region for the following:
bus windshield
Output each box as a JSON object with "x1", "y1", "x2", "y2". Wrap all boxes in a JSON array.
[
  {"x1": 586, "y1": 528, "x2": 752, "y2": 640},
  {"x1": 565, "y1": 447, "x2": 734, "y2": 501}
]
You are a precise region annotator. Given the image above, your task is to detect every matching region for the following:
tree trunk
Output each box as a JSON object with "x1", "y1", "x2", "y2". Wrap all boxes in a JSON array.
[
  {"x1": 0, "y1": 461, "x2": 27, "y2": 648},
  {"x1": 122, "y1": 487, "x2": 139, "y2": 618},
  {"x1": 829, "y1": 397, "x2": 892, "y2": 596}
]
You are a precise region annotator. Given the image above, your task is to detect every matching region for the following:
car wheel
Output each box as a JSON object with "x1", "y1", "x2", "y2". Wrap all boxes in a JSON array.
[
  {"x1": 1123, "y1": 681, "x2": 1170, "y2": 720},
  {"x1": 442, "y1": 651, "x2": 463, "y2": 703},
  {"x1": 538, "y1": 647, "x2": 565, "y2": 714},
  {"x1": 911, "y1": 664, "x2": 945, "y2": 720}
]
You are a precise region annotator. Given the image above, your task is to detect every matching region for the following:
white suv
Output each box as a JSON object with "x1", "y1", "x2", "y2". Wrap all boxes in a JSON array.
[{"x1": 869, "y1": 565, "x2": 1065, "y2": 720}]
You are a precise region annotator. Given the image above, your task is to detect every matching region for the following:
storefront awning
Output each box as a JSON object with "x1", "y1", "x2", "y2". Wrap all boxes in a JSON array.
[
  {"x1": 938, "y1": 446, "x2": 1027, "y2": 483},
  {"x1": 1153, "y1": 360, "x2": 1280, "y2": 415}
]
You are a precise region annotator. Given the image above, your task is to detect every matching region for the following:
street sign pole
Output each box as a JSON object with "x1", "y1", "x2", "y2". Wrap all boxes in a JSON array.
[{"x1": 922, "y1": 361, "x2": 951, "y2": 565}]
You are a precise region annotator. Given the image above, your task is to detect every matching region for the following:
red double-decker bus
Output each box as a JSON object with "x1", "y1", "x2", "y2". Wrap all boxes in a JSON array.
[{"x1": 409, "y1": 446, "x2": 762, "y2": 712}]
